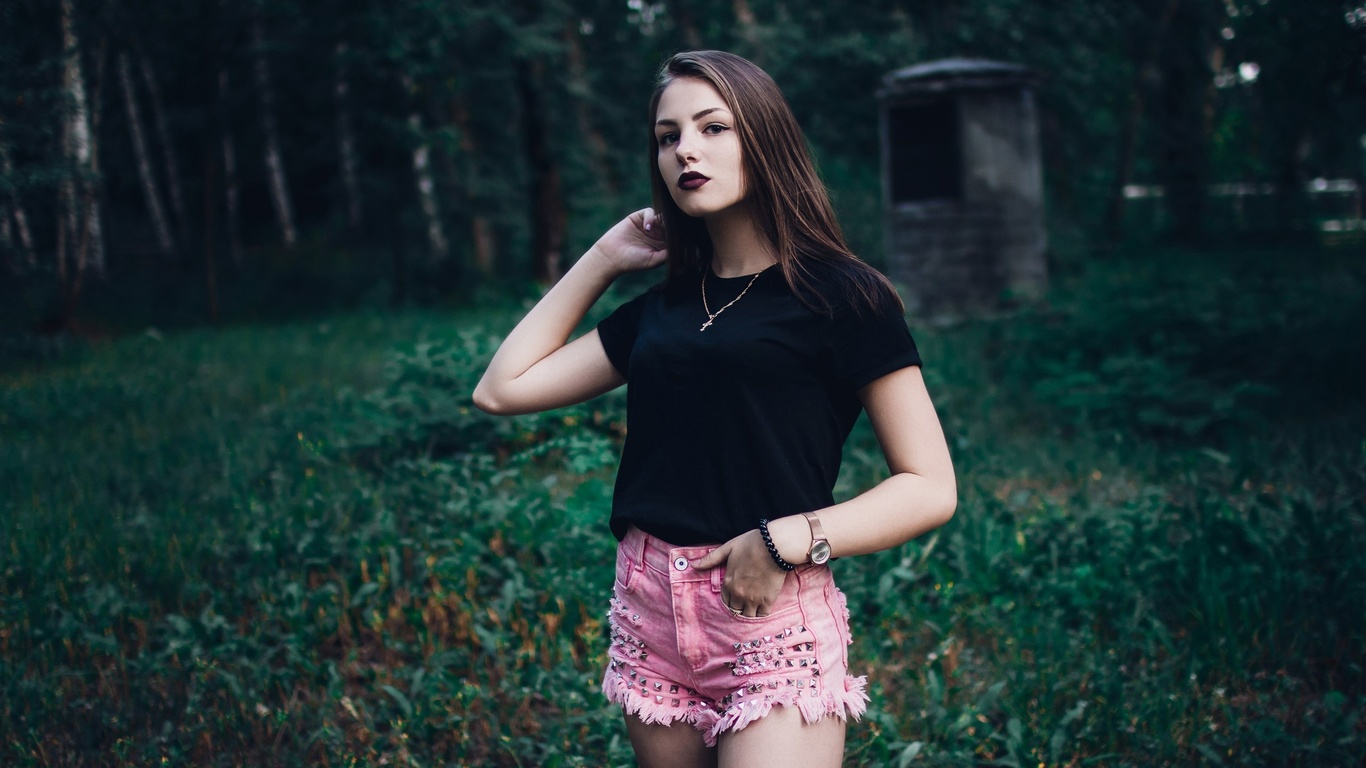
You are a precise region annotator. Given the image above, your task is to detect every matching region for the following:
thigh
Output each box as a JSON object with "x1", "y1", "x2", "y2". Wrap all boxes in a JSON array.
[
  {"x1": 626, "y1": 714, "x2": 717, "y2": 768},
  {"x1": 717, "y1": 704, "x2": 845, "y2": 768}
]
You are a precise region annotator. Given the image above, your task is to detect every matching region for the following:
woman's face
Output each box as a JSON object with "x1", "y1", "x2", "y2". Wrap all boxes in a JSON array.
[{"x1": 654, "y1": 77, "x2": 747, "y2": 219}]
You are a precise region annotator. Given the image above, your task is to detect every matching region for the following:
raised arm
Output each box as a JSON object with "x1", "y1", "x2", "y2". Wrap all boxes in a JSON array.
[{"x1": 472, "y1": 208, "x2": 667, "y2": 416}]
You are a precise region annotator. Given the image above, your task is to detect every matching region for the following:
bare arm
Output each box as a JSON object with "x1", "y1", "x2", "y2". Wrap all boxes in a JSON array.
[
  {"x1": 765, "y1": 365, "x2": 957, "y2": 559},
  {"x1": 693, "y1": 365, "x2": 956, "y2": 617},
  {"x1": 472, "y1": 208, "x2": 667, "y2": 416}
]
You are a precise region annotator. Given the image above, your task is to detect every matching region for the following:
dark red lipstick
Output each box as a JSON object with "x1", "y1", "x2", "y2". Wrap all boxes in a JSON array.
[{"x1": 679, "y1": 171, "x2": 709, "y2": 190}]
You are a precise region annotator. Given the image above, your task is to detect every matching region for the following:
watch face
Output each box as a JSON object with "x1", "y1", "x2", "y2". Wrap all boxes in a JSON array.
[{"x1": 810, "y1": 540, "x2": 832, "y2": 565}]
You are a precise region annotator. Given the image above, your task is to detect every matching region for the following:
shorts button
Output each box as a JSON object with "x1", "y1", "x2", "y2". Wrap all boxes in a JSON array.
[{"x1": 673, "y1": 557, "x2": 688, "y2": 571}]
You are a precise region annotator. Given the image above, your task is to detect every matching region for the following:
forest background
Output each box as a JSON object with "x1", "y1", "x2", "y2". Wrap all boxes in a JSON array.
[{"x1": 2, "y1": 0, "x2": 1365, "y2": 766}]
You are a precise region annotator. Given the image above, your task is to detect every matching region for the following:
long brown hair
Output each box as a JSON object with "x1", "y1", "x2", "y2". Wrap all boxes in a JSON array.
[{"x1": 648, "y1": 50, "x2": 901, "y2": 317}]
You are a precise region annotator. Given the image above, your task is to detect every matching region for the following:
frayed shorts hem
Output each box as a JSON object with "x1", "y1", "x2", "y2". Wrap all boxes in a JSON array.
[{"x1": 603, "y1": 669, "x2": 870, "y2": 748}]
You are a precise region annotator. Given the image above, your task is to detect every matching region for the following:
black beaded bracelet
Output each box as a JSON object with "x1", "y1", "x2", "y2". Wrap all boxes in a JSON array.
[{"x1": 758, "y1": 519, "x2": 797, "y2": 571}]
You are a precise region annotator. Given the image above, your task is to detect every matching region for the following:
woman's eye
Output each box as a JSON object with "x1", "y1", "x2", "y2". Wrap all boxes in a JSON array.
[
  {"x1": 703, "y1": 123, "x2": 729, "y2": 135},
  {"x1": 657, "y1": 133, "x2": 678, "y2": 146}
]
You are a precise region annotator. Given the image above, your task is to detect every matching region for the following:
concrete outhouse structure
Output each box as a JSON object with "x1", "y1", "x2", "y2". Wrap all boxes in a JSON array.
[{"x1": 879, "y1": 59, "x2": 1048, "y2": 318}]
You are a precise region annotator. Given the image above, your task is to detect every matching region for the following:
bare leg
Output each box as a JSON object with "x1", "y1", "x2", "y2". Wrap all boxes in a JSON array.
[
  {"x1": 717, "y1": 706, "x2": 845, "y2": 768},
  {"x1": 625, "y1": 714, "x2": 718, "y2": 768}
]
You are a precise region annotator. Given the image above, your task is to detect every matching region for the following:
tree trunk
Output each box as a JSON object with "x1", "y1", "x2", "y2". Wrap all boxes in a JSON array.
[
  {"x1": 334, "y1": 41, "x2": 363, "y2": 232},
  {"x1": 1272, "y1": 127, "x2": 1311, "y2": 235},
  {"x1": 218, "y1": 67, "x2": 243, "y2": 266},
  {"x1": 1157, "y1": 1, "x2": 1215, "y2": 245},
  {"x1": 137, "y1": 51, "x2": 188, "y2": 246},
  {"x1": 671, "y1": 0, "x2": 704, "y2": 48},
  {"x1": 251, "y1": 14, "x2": 297, "y2": 247},
  {"x1": 83, "y1": 36, "x2": 106, "y2": 279},
  {"x1": 119, "y1": 51, "x2": 176, "y2": 258},
  {"x1": 59, "y1": 0, "x2": 102, "y2": 317},
  {"x1": 1105, "y1": 0, "x2": 1177, "y2": 243},
  {"x1": 1, "y1": 124, "x2": 36, "y2": 268},
  {"x1": 403, "y1": 76, "x2": 449, "y2": 266},
  {"x1": 563, "y1": 21, "x2": 619, "y2": 198},
  {"x1": 0, "y1": 204, "x2": 11, "y2": 266},
  {"x1": 203, "y1": 141, "x2": 220, "y2": 322},
  {"x1": 451, "y1": 99, "x2": 496, "y2": 278},
  {"x1": 732, "y1": 0, "x2": 762, "y2": 61},
  {"x1": 516, "y1": 60, "x2": 564, "y2": 283}
]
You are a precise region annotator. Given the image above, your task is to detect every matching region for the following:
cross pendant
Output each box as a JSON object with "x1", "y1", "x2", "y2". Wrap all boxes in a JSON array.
[{"x1": 699, "y1": 318, "x2": 714, "y2": 331}]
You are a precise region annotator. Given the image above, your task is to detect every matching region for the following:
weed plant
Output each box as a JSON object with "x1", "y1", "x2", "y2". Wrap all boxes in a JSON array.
[{"x1": 1, "y1": 247, "x2": 1363, "y2": 766}]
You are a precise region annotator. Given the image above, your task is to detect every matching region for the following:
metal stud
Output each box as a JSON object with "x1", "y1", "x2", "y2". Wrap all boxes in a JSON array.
[
  {"x1": 655, "y1": 695, "x2": 664, "y2": 704},
  {"x1": 669, "y1": 684, "x2": 679, "y2": 694},
  {"x1": 672, "y1": 698, "x2": 681, "y2": 707}
]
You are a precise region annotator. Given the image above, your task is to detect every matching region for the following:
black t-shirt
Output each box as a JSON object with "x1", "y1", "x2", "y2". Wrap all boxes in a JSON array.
[{"x1": 595, "y1": 262, "x2": 921, "y2": 546}]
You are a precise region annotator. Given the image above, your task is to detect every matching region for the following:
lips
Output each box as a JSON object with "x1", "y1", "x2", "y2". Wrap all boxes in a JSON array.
[{"x1": 678, "y1": 171, "x2": 710, "y2": 191}]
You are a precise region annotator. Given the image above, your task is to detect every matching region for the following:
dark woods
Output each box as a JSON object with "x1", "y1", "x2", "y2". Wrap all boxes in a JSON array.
[{"x1": 1, "y1": 0, "x2": 1363, "y2": 332}]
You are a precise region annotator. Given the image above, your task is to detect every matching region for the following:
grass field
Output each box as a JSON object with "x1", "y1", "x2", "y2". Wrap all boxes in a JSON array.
[{"x1": 2, "y1": 245, "x2": 1364, "y2": 766}]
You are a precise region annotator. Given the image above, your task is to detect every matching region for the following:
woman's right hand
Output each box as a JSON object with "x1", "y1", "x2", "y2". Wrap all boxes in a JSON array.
[{"x1": 588, "y1": 208, "x2": 668, "y2": 275}]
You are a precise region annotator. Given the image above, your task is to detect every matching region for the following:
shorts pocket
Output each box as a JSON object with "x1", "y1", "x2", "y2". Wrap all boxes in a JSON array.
[
  {"x1": 614, "y1": 544, "x2": 639, "y2": 593},
  {"x1": 717, "y1": 568, "x2": 803, "y2": 623}
]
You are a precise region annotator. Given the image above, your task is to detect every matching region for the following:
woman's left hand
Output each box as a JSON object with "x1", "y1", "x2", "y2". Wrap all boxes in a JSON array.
[{"x1": 690, "y1": 529, "x2": 789, "y2": 617}]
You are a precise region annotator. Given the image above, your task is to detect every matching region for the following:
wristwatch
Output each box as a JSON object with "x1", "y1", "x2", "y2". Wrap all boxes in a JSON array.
[{"x1": 802, "y1": 511, "x2": 832, "y2": 565}]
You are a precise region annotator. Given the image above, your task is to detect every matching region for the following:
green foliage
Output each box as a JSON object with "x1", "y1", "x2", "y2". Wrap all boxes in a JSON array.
[
  {"x1": 989, "y1": 246, "x2": 1366, "y2": 440},
  {"x1": 7, "y1": 0, "x2": 1363, "y2": 329},
  {"x1": 2, "y1": 246, "x2": 1363, "y2": 765}
]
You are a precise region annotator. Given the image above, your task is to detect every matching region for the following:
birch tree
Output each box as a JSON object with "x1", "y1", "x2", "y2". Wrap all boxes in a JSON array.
[
  {"x1": 137, "y1": 51, "x2": 188, "y2": 246},
  {"x1": 219, "y1": 68, "x2": 243, "y2": 266},
  {"x1": 59, "y1": 0, "x2": 103, "y2": 297},
  {"x1": 251, "y1": 11, "x2": 297, "y2": 247},
  {"x1": 402, "y1": 75, "x2": 448, "y2": 266},
  {"x1": 0, "y1": 132, "x2": 35, "y2": 268},
  {"x1": 118, "y1": 51, "x2": 175, "y2": 258}
]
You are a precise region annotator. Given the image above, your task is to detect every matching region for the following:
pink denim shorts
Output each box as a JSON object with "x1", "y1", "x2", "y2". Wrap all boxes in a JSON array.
[{"x1": 601, "y1": 525, "x2": 869, "y2": 746}]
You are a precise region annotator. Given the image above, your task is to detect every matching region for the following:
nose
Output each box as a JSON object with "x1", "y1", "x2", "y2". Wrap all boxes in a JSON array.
[{"x1": 674, "y1": 130, "x2": 698, "y2": 163}]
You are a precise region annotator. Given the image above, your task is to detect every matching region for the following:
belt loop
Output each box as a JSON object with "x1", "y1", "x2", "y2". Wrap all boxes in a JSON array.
[
  {"x1": 633, "y1": 528, "x2": 649, "y2": 575},
  {"x1": 711, "y1": 564, "x2": 723, "y2": 593}
]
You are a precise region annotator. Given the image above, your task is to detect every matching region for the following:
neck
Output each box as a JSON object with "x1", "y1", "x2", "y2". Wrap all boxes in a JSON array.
[{"x1": 704, "y1": 204, "x2": 777, "y2": 277}]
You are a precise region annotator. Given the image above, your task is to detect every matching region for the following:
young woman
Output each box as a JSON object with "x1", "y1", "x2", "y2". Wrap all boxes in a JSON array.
[{"x1": 474, "y1": 50, "x2": 956, "y2": 768}]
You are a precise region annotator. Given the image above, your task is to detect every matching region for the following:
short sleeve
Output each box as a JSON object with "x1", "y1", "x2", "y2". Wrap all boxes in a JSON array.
[
  {"x1": 829, "y1": 293, "x2": 922, "y2": 392},
  {"x1": 595, "y1": 290, "x2": 650, "y2": 379}
]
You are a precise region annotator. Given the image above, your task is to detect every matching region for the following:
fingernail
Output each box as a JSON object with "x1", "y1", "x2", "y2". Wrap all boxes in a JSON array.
[{"x1": 644, "y1": 222, "x2": 651, "y2": 231}]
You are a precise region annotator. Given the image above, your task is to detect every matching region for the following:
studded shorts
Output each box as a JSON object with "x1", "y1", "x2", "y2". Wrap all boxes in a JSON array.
[{"x1": 601, "y1": 525, "x2": 869, "y2": 746}]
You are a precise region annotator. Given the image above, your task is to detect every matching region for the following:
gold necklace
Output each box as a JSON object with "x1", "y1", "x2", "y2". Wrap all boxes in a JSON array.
[{"x1": 700, "y1": 264, "x2": 774, "y2": 331}]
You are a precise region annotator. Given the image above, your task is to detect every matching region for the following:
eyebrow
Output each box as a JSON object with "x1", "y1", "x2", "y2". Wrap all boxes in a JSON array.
[{"x1": 655, "y1": 107, "x2": 729, "y2": 128}]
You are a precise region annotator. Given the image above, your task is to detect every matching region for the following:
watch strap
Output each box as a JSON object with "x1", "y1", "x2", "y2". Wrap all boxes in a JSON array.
[{"x1": 802, "y1": 511, "x2": 829, "y2": 561}]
